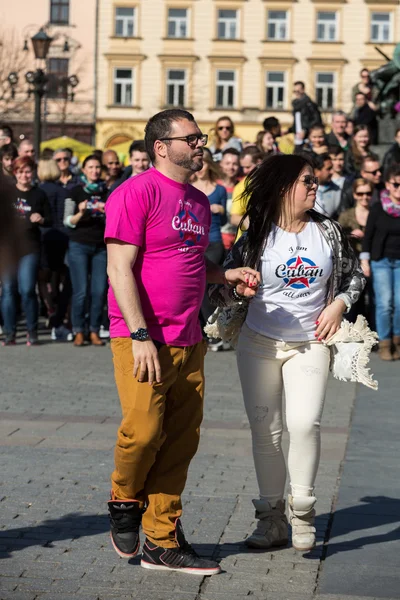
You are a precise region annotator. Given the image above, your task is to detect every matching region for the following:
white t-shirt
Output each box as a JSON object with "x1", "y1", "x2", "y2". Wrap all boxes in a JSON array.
[{"x1": 246, "y1": 221, "x2": 333, "y2": 342}]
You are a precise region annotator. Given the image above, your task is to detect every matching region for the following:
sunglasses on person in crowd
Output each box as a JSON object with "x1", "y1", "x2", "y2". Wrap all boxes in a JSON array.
[
  {"x1": 363, "y1": 168, "x2": 381, "y2": 176},
  {"x1": 302, "y1": 175, "x2": 319, "y2": 187},
  {"x1": 388, "y1": 181, "x2": 400, "y2": 189},
  {"x1": 55, "y1": 156, "x2": 70, "y2": 163},
  {"x1": 218, "y1": 126, "x2": 232, "y2": 131},
  {"x1": 355, "y1": 191, "x2": 372, "y2": 197},
  {"x1": 159, "y1": 133, "x2": 208, "y2": 147}
]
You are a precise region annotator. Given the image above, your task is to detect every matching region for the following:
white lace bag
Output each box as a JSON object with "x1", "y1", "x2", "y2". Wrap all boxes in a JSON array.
[{"x1": 324, "y1": 315, "x2": 379, "y2": 390}]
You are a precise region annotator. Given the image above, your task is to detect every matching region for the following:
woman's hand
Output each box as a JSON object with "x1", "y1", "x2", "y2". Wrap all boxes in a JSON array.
[
  {"x1": 225, "y1": 267, "x2": 260, "y2": 298},
  {"x1": 351, "y1": 228, "x2": 364, "y2": 239},
  {"x1": 97, "y1": 201, "x2": 106, "y2": 213},
  {"x1": 78, "y1": 200, "x2": 88, "y2": 214},
  {"x1": 30, "y1": 212, "x2": 44, "y2": 225},
  {"x1": 360, "y1": 259, "x2": 370, "y2": 278},
  {"x1": 210, "y1": 203, "x2": 223, "y2": 214},
  {"x1": 315, "y1": 299, "x2": 347, "y2": 342}
]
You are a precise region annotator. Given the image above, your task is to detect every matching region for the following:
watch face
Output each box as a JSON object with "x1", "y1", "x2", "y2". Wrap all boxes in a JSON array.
[{"x1": 131, "y1": 328, "x2": 149, "y2": 341}]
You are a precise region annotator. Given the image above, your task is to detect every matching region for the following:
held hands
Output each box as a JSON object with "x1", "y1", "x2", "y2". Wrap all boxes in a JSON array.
[
  {"x1": 351, "y1": 229, "x2": 364, "y2": 239},
  {"x1": 315, "y1": 299, "x2": 346, "y2": 342},
  {"x1": 30, "y1": 212, "x2": 44, "y2": 225},
  {"x1": 225, "y1": 267, "x2": 261, "y2": 298},
  {"x1": 132, "y1": 340, "x2": 161, "y2": 386}
]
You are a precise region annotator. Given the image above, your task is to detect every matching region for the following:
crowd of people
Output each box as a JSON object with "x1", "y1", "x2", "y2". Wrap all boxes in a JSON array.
[{"x1": 1, "y1": 71, "x2": 400, "y2": 360}]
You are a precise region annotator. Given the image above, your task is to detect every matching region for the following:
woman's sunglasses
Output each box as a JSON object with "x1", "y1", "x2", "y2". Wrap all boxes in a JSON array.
[
  {"x1": 355, "y1": 191, "x2": 372, "y2": 197},
  {"x1": 388, "y1": 181, "x2": 400, "y2": 189},
  {"x1": 302, "y1": 175, "x2": 319, "y2": 187}
]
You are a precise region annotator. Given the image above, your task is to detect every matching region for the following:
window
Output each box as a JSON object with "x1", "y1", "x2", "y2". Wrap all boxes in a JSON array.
[
  {"x1": 370, "y1": 12, "x2": 392, "y2": 43},
  {"x1": 315, "y1": 72, "x2": 335, "y2": 110},
  {"x1": 267, "y1": 11, "x2": 288, "y2": 41},
  {"x1": 47, "y1": 58, "x2": 69, "y2": 99},
  {"x1": 113, "y1": 68, "x2": 134, "y2": 106},
  {"x1": 217, "y1": 10, "x2": 238, "y2": 40},
  {"x1": 316, "y1": 12, "x2": 338, "y2": 42},
  {"x1": 266, "y1": 71, "x2": 285, "y2": 109},
  {"x1": 50, "y1": 0, "x2": 69, "y2": 25},
  {"x1": 216, "y1": 70, "x2": 236, "y2": 108},
  {"x1": 166, "y1": 69, "x2": 186, "y2": 106},
  {"x1": 167, "y1": 8, "x2": 189, "y2": 38},
  {"x1": 115, "y1": 7, "x2": 136, "y2": 37}
]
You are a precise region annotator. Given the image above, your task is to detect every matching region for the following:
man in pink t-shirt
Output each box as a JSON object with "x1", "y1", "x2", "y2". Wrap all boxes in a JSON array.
[{"x1": 105, "y1": 109, "x2": 259, "y2": 576}]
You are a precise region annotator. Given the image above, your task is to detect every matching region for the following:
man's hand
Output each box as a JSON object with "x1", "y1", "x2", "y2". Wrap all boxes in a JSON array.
[
  {"x1": 225, "y1": 267, "x2": 260, "y2": 298},
  {"x1": 132, "y1": 340, "x2": 161, "y2": 385},
  {"x1": 315, "y1": 299, "x2": 346, "y2": 342}
]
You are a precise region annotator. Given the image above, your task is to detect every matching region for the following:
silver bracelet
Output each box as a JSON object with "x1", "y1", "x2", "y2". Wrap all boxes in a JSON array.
[{"x1": 230, "y1": 286, "x2": 245, "y2": 303}]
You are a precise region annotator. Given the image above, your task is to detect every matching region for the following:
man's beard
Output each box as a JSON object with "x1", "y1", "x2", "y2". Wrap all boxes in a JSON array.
[{"x1": 167, "y1": 149, "x2": 203, "y2": 172}]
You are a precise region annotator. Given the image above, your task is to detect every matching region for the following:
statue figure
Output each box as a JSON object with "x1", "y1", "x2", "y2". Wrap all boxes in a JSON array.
[{"x1": 370, "y1": 44, "x2": 400, "y2": 116}]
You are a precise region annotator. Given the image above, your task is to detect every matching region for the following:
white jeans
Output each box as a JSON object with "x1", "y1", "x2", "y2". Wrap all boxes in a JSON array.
[{"x1": 237, "y1": 323, "x2": 330, "y2": 504}]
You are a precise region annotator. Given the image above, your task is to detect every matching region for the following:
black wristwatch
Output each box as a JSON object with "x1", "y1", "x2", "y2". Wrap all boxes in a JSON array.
[{"x1": 130, "y1": 328, "x2": 150, "y2": 342}]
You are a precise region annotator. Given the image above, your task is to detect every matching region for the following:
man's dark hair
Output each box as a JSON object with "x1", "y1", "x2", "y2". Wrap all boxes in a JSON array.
[
  {"x1": 144, "y1": 109, "x2": 195, "y2": 163},
  {"x1": 240, "y1": 146, "x2": 264, "y2": 163},
  {"x1": 262, "y1": 116, "x2": 280, "y2": 131},
  {"x1": 221, "y1": 147, "x2": 240, "y2": 159},
  {"x1": 0, "y1": 124, "x2": 14, "y2": 142},
  {"x1": 328, "y1": 146, "x2": 344, "y2": 157},
  {"x1": 361, "y1": 154, "x2": 380, "y2": 171},
  {"x1": 0, "y1": 143, "x2": 18, "y2": 160},
  {"x1": 312, "y1": 152, "x2": 331, "y2": 171},
  {"x1": 384, "y1": 163, "x2": 400, "y2": 183},
  {"x1": 129, "y1": 140, "x2": 147, "y2": 156},
  {"x1": 355, "y1": 92, "x2": 366, "y2": 99},
  {"x1": 294, "y1": 81, "x2": 305, "y2": 89}
]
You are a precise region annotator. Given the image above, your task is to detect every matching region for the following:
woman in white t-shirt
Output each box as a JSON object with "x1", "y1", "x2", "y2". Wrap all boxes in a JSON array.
[{"x1": 209, "y1": 154, "x2": 365, "y2": 553}]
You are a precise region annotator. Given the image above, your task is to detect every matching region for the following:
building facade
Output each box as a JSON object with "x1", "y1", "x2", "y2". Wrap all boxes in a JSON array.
[
  {"x1": 96, "y1": 0, "x2": 399, "y2": 147},
  {"x1": 0, "y1": 0, "x2": 96, "y2": 144}
]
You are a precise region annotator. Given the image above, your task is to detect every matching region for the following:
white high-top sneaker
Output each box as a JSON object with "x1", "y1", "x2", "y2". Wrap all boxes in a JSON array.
[
  {"x1": 288, "y1": 494, "x2": 317, "y2": 551},
  {"x1": 245, "y1": 499, "x2": 288, "y2": 549}
]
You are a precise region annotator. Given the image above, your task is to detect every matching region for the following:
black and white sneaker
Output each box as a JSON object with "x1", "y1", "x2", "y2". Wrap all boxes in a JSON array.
[
  {"x1": 108, "y1": 496, "x2": 143, "y2": 558},
  {"x1": 141, "y1": 518, "x2": 221, "y2": 576}
]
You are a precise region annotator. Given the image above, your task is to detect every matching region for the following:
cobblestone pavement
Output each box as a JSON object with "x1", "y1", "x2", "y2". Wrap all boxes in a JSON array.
[{"x1": 0, "y1": 333, "x2": 397, "y2": 600}]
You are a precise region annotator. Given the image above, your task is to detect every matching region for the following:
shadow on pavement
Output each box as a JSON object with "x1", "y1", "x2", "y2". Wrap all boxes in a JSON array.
[
  {"x1": 0, "y1": 513, "x2": 109, "y2": 558},
  {"x1": 305, "y1": 495, "x2": 400, "y2": 560},
  {"x1": 2, "y1": 496, "x2": 399, "y2": 562}
]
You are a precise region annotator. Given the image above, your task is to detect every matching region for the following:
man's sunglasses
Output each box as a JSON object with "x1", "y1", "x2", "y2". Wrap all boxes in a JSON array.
[
  {"x1": 159, "y1": 133, "x2": 208, "y2": 147},
  {"x1": 302, "y1": 175, "x2": 319, "y2": 187},
  {"x1": 363, "y1": 168, "x2": 381, "y2": 176},
  {"x1": 55, "y1": 156, "x2": 70, "y2": 163}
]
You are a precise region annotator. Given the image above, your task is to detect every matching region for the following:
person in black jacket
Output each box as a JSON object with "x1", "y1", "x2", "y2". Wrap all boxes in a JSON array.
[
  {"x1": 351, "y1": 93, "x2": 378, "y2": 144},
  {"x1": 1, "y1": 156, "x2": 51, "y2": 346},
  {"x1": 38, "y1": 159, "x2": 72, "y2": 342},
  {"x1": 63, "y1": 154, "x2": 108, "y2": 347},
  {"x1": 361, "y1": 164, "x2": 400, "y2": 360},
  {"x1": 289, "y1": 81, "x2": 322, "y2": 146},
  {"x1": 382, "y1": 127, "x2": 400, "y2": 179}
]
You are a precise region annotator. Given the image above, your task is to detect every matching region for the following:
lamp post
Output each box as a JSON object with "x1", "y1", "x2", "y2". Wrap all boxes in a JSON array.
[
  {"x1": 28, "y1": 29, "x2": 53, "y2": 159},
  {"x1": 7, "y1": 28, "x2": 80, "y2": 158}
]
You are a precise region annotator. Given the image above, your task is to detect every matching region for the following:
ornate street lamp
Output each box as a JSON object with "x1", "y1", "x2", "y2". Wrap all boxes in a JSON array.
[{"x1": 8, "y1": 27, "x2": 79, "y2": 158}]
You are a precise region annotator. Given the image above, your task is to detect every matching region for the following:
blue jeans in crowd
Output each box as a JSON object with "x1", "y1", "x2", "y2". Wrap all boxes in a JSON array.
[
  {"x1": 68, "y1": 241, "x2": 108, "y2": 334},
  {"x1": 1, "y1": 252, "x2": 40, "y2": 335},
  {"x1": 371, "y1": 257, "x2": 400, "y2": 340}
]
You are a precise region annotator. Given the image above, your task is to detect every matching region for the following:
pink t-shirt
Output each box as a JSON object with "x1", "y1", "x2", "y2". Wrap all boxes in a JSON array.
[{"x1": 105, "y1": 168, "x2": 211, "y2": 346}]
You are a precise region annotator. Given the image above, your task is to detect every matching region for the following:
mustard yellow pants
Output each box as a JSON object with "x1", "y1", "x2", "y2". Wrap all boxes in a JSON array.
[{"x1": 110, "y1": 337, "x2": 206, "y2": 547}]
